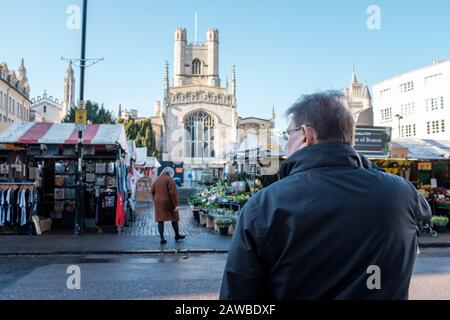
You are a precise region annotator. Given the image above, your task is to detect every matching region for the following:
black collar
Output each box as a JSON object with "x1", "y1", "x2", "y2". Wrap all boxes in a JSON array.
[{"x1": 279, "y1": 141, "x2": 363, "y2": 179}]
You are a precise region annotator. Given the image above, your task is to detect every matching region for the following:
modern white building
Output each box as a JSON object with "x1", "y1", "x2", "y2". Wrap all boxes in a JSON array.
[{"x1": 373, "y1": 60, "x2": 450, "y2": 140}]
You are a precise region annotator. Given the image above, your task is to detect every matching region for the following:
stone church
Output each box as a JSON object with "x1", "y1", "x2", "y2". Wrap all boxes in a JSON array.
[
  {"x1": 151, "y1": 28, "x2": 274, "y2": 181},
  {"x1": 344, "y1": 68, "x2": 373, "y2": 126}
]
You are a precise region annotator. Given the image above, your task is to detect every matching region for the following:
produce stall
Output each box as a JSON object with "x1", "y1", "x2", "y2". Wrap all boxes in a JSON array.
[{"x1": 188, "y1": 179, "x2": 256, "y2": 236}]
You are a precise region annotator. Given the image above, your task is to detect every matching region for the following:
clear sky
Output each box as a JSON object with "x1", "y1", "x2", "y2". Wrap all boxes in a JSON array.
[{"x1": 1, "y1": 0, "x2": 450, "y2": 130}]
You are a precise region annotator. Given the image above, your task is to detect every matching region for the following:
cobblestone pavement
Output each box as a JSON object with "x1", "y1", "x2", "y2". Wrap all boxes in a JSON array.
[{"x1": 122, "y1": 203, "x2": 214, "y2": 237}]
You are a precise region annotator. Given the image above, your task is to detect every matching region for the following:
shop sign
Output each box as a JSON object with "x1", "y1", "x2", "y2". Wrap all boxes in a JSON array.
[
  {"x1": 354, "y1": 126, "x2": 392, "y2": 156},
  {"x1": 75, "y1": 109, "x2": 87, "y2": 132},
  {"x1": 136, "y1": 176, "x2": 153, "y2": 202},
  {"x1": 418, "y1": 162, "x2": 432, "y2": 171}
]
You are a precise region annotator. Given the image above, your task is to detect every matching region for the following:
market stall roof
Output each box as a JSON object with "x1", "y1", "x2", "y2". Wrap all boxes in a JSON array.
[
  {"x1": 233, "y1": 133, "x2": 286, "y2": 158},
  {"x1": 0, "y1": 122, "x2": 128, "y2": 151},
  {"x1": 392, "y1": 138, "x2": 449, "y2": 160},
  {"x1": 127, "y1": 140, "x2": 137, "y2": 159},
  {"x1": 125, "y1": 140, "x2": 137, "y2": 166},
  {"x1": 135, "y1": 147, "x2": 147, "y2": 166},
  {"x1": 144, "y1": 157, "x2": 161, "y2": 168}
]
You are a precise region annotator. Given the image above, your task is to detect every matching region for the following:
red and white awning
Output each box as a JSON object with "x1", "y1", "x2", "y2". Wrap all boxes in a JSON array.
[{"x1": 0, "y1": 123, "x2": 128, "y2": 152}]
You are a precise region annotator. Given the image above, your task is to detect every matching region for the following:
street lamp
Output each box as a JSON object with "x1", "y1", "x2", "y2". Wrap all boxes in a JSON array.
[
  {"x1": 75, "y1": 0, "x2": 88, "y2": 236},
  {"x1": 395, "y1": 114, "x2": 403, "y2": 139}
]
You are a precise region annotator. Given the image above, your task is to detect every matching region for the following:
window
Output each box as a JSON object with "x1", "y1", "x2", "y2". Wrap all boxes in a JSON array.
[
  {"x1": 401, "y1": 124, "x2": 416, "y2": 138},
  {"x1": 426, "y1": 97, "x2": 444, "y2": 111},
  {"x1": 43, "y1": 105, "x2": 47, "y2": 113},
  {"x1": 400, "y1": 103, "x2": 415, "y2": 116},
  {"x1": 427, "y1": 120, "x2": 444, "y2": 134},
  {"x1": 185, "y1": 111, "x2": 215, "y2": 158},
  {"x1": 400, "y1": 81, "x2": 414, "y2": 93},
  {"x1": 0, "y1": 91, "x2": 2, "y2": 109},
  {"x1": 192, "y1": 59, "x2": 202, "y2": 75},
  {"x1": 381, "y1": 108, "x2": 392, "y2": 121}
]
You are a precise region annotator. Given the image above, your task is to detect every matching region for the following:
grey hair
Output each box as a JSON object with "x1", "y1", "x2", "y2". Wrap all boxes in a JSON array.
[
  {"x1": 160, "y1": 167, "x2": 175, "y2": 178},
  {"x1": 284, "y1": 91, "x2": 355, "y2": 146}
]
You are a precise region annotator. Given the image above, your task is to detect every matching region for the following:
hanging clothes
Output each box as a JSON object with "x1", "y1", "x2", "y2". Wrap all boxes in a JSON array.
[
  {"x1": 0, "y1": 185, "x2": 35, "y2": 229},
  {"x1": 115, "y1": 192, "x2": 126, "y2": 227},
  {"x1": 95, "y1": 190, "x2": 117, "y2": 226},
  {"x1": 0, "y1": 190, "x2": 4, "y2": 226}
]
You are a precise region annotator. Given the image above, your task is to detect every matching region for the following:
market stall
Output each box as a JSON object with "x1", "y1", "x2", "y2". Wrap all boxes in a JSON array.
[
  {"x1": 0, "y1": 122, "x2": 129, "y2": 233},
  {"x1": 188, "y1": 179, "x2": 258, "y2": 236}
]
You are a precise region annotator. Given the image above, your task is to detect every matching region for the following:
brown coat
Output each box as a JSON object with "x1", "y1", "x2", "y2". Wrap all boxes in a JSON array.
[{"x1": 151, "y1": 174, "x2": 180, "y2": 222}]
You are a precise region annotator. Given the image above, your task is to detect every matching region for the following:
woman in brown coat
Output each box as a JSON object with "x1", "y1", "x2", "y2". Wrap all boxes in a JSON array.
[{"x1": 151, "y1": 167, "x2": 185, "y2": 245}]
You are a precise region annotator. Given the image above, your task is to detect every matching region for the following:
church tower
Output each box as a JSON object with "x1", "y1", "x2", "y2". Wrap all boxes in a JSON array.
[
  {"x1": 61, "y1": 63, "x2": 76, "y2": 120},
  {"x1": 173, "y1": 28, "x2": 220, "y2": 87},
  {"x1": 344, "y1": 67, "x2": 373, "y2": 125}
]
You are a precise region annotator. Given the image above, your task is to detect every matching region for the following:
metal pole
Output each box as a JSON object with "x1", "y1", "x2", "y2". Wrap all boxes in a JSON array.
[{"x1": 75, "y1": 0, "x2": 88, "y2": 236}]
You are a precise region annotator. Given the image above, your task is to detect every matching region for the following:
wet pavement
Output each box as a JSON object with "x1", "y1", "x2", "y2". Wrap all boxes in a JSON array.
[{"x1": 0, "y1": 248, "x2": 449, "y2": 300}]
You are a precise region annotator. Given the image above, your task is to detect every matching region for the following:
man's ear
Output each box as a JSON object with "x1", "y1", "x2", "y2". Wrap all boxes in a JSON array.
[{"x1": 303, "y1": 126, "x2": 317, "y2": 146}]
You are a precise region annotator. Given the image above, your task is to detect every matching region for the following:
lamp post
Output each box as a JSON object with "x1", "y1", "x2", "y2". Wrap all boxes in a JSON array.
[
  {"x1": 395, "y1": 114, "x2": 403, "y2": 139},
  {"x1": 75, "y1": 0, "x2": 88, "y2": 236}
]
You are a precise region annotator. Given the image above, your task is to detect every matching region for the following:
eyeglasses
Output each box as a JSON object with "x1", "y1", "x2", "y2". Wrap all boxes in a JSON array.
[{"x1": 282, "y1": 127, "x2": 301, "y2": 141}]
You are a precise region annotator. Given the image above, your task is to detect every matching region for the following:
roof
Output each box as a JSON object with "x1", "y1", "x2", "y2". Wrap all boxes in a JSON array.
[
  {"x1": 0, "y1": 123, "x2": 128, "y2": 151},
  {"x1": 391, "y1": 139, "x2": 450, "y2": 160}
]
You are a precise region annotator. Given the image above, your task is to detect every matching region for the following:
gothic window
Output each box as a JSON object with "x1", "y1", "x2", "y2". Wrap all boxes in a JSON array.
[
  {"x1": 192, "y1": 59, "x2": 202, "y2": 75},
  {"x1": 185, "y1": 112, "x2": 215, "y2": 159}
]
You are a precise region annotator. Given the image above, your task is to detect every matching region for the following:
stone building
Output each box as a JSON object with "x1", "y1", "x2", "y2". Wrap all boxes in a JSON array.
[
  {"x1": 344, "y1": 68, "x2": 374, "y2": 125},
  {"x1": 153, "y1": 28, "x2": 274, "y2": 182},
  {"x1": 30, "y1": 91, "x2": 62, "y2": 123},
  {"x1": 0, "y1": 59, "x2": 32, "y2": 123}
]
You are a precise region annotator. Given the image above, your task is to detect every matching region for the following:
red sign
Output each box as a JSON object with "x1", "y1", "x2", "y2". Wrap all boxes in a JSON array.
[{"x1": 176, "y1": 168, "x2": 184, "y2": 174}]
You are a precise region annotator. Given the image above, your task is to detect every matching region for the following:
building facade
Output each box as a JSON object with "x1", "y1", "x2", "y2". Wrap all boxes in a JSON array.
[
  {"x1": 154, "y1": 28, "x2": 273, "y2": 181},
  {"x1": 344, "y1": 68, "x2": 373, "y2": 125},
  {"x1": 118, "y1": 105, "x2": 139, "y2": 120},
  {"x1": 0, "y1": 59, "x2": 31, "y2": 123},
  {"x1": 373, "y1": 60, "x2": 450, "y2": 139},
  {"x1": 30, "y1": 91, "x2": 62, "y2": 123}
]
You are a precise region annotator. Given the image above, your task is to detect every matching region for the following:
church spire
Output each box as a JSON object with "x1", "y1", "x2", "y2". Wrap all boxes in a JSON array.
[
  {"x1": 164, "y1": 61, "x2": 169, "y2": 95},
  {"x1": 18, "y1": 58, "x2": 28, "y2": 83},
  {"x1": 62, "y1": 62, "x2": 76, "y2": 121},
  {"x1": 351, "y1": 65, "x2": 358, "y2": 84},
  {"x1": 231, "y1": 64, "x2": 236, "y2": 100}
]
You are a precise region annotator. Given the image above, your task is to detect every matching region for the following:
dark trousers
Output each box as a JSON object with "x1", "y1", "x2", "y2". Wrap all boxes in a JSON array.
[{"x1": 158, "y1": 221, "x2": 180, "y2": 239}]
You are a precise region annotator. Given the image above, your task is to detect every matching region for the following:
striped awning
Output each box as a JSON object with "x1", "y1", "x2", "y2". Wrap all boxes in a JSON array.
[{"x1": 0, "y1": 123, "x2": 128, "y2": 152}]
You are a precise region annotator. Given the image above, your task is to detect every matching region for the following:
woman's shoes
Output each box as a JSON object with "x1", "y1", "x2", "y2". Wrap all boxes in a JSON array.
[
  {"x1": 160, "y1": 239, "x2": 167, "y2": 245},
  {"x1": 175, "y1": 235, "x2": 186, "y2": 242}
]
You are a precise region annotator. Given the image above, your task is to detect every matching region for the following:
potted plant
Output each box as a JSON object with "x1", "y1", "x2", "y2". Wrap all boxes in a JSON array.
[
  {"x1": 199, "y1": 210, "x2": 208, "y2": 226},
  {"x1": 431, "y1": 216, "x2": 449, "y2": 233},
  {"x1": 215, "y1": 218, "x2": 232, "y2": 236}
]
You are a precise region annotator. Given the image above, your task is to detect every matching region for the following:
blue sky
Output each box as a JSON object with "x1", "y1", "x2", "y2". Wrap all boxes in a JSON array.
[{"x1": 1, "y1": 0, "x2": 450, "y2": 130}]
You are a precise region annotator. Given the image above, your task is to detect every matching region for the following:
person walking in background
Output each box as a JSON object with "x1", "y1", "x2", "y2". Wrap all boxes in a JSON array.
[{"x1": 151, "y1": 167, "x2": 186, "y2": 245}]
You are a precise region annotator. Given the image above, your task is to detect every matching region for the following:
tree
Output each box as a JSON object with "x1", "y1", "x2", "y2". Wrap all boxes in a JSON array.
[
  {"x1": 119, "y1": 118, "x2": 157, "y2": 157},
  {"x1": 63, "y1": 101, "x2": 116, "y2": 124}
]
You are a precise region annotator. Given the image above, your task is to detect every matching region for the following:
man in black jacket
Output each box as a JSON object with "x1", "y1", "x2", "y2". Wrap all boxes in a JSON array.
[{"x1": 220, "y1": 91, "x2": 431, "y2": 300}]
